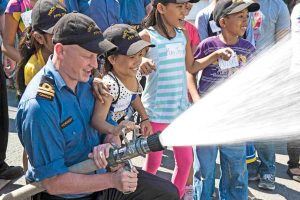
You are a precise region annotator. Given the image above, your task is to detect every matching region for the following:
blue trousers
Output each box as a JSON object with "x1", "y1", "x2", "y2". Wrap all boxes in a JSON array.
[
  {"x1": 250, "y1": 142, "x2": 276, "y2": 176},
  {"x1": 193, "y1": 144, "x2": 248, "y2": 200}
]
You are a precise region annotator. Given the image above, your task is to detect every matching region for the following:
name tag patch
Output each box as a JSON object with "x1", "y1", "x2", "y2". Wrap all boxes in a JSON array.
[
  {"x1": 165, "y1": 43, "x2": 185, "y2": 60},
  {"x1": 60, "y1": 117, "x2": 74, "y2": 129},
  {"x1": 218, "y1": 53, "x2": 239, "y2": 70}
]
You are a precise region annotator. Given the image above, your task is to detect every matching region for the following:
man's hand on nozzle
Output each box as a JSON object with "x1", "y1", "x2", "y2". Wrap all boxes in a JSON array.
[
  {"x1": 111, "y1": 167, "x2": 139, "y2": 193},
  {"x1": 92, "y1": 77, "x2": 110, "y2": 103},
  {"x1": 88, "y1": 143, "x2": 112, "y2": 169}
]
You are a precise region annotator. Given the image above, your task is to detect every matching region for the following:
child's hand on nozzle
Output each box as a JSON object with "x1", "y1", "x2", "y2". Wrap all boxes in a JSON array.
[
  {"x1": 216, "y1": 48, "x2": 234, "y2": 61},
  {"x1": 113, "y1": 120, "x2": 140, "y2": 136},
  {"x1": 140, "y1": 118, "x2": 152, "y2": 136}
]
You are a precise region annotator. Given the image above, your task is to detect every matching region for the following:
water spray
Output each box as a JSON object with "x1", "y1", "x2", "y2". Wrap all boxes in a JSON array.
[{"x1": 159, "y1": 34, "x2": 300, "y2": 146}]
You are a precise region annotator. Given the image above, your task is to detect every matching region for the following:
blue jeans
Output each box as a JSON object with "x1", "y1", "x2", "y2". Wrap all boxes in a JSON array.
[
  {"x1": 252, "y1": 142, "x2": 276, "y2": 176},
  {"x1": 193, "y1": 145, "x2": 248, "y2": 200}
]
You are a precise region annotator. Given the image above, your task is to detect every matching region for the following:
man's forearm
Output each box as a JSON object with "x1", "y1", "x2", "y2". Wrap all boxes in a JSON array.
[{"x1": 42, "y1": 172, "x2": 114, "y2": 195}]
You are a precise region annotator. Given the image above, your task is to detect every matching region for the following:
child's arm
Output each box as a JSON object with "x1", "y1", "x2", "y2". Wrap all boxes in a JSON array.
[
  {"x1": 131, "y1": 96, "x2": 152, "y2": 136},
  {"x1": 184, "y1": 31, "x2": 233, "y2": 74},
  {"x1": 138, "y1": 30, "x2": 156, "y2": 75},
  {"x1": 91, "y1": 94, "x2": 138, "y2": 136},
  {"x1": 92, "y1": 96, "x2": 120, "y2": 135},
  {"x1": 186, "y1": 72, "x2": 200, "y2": 103}
]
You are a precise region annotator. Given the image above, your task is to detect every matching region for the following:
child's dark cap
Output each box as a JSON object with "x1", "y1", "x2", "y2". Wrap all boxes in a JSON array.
[
  {"x1": 31, "y1": 0, "x2": 67, "y2": 34},
  {"x1": 213, "y1": 0, "x2": 260, "y2": 27},
  {"x1": 103, "y1": 24, "x2": 155, "y2": 56}
]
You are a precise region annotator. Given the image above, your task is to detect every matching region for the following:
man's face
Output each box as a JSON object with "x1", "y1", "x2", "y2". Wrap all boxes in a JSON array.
[{"x1": 60, "y1": 45, "x2": 98, "y2": 83}]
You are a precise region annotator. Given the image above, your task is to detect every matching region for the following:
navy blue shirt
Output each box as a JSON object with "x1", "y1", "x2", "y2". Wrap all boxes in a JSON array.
[
  {"x1": 63, "y1": 1, "x2": 121, "y2": 31},
  {"x1": 119, "y1": 0, "x2": 150, "y2": 25},
  {"x1": 16, "y1": 57, "x2": 101, "y2": 197},
  {"x1": 84, "y1": 0, "x2": 122, "y2": 31}
]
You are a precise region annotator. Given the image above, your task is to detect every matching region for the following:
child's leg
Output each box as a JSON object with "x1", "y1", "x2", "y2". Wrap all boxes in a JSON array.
[
  {"x1": 194, "y1": 146, "x2": 218, "y2": 200},
  {"x1": 172, "y1": 146, "x2": 193, "y2": 198},
  {"x1": 143, "y1": 122, "x2": 168, "y2": 174},
  {"x1": 219, "y1": 144, "x2": 248, "y2": 200}
]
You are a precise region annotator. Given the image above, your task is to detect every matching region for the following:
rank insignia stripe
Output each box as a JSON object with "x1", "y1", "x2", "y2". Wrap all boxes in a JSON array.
[
  {"x1": 36, "y1": 75, "x2": 55, "y2": 101},
  {"x1": 60, "y1": 117, "x2": 74, "y2": 129}
]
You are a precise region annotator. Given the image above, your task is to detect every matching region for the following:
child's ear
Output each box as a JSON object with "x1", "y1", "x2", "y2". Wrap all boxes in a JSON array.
[
  {"x1": 219, "y1": 17, "x2": 226, "y2": 28},
  {"x1": 32, "y1": 32, "x2": 45, "y2": 45},
  {"x1": 107, "y1": 55, "x2": 116, "y2": 65},
  {"x1": 156, "y1": 3, "x2": 166, "y2": 14}
]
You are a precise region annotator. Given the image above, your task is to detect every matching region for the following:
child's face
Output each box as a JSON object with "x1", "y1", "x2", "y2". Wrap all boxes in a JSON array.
[
  {"x1": 184, "y1": 3, "x2": 193, "y2": 17},
  {"x1": 159, "y1": 3, "x2": 186, "y2": 28},
  {"x1": 222, "y1": 9, "x2": 249, "y2": 37},
  {"x1": 110, "y1": 50, "x2": 144, "y2": 78},
  {"x1": 34, "y1": 32, "x2": 54, "y2": 54}
]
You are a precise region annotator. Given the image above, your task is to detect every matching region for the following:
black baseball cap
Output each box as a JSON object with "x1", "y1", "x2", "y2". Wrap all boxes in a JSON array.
[
  {"x1": 103, "y1": 24, "x2": 155, "y2": 56},
  {"x1": 213, "y1": 0, "x2": 260, "y2": 27},
  {"x1": 52, "y1": 12, "x2": 117, "y2": 54},
  {"x1": 153, "y1": 0, "x2": 200, "y2": 5},
  {"x1": 31, "y1": 0, "x2": 67, "y2": 34}
]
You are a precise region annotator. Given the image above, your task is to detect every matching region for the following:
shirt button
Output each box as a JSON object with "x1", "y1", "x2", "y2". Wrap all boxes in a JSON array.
[{"x1": 73, "y1": 131, "x2": 76, "y2": 135}]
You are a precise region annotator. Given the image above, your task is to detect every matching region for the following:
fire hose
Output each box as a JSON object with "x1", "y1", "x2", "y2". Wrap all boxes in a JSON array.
[{"x1": 0, "y1": 133, "x2": 164, "y2": 200}]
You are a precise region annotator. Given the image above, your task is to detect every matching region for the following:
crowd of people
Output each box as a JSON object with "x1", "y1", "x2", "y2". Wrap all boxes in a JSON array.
[{"x1": 0, "y1": 0, "x2": 299, "y2": 200}]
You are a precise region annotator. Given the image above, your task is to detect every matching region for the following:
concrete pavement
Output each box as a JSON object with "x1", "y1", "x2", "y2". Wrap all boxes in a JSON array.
[{"x1": 1, "y1": 88, "x2": 299, "y2": 199}]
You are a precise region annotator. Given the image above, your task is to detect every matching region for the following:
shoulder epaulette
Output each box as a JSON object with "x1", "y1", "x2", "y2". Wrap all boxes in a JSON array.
[{"x1": 36, "y1": 75, "x2": 55, "y2": 101}]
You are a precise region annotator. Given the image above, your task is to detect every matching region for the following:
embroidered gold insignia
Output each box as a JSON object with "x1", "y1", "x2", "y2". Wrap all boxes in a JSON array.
[
  {"x1": 36, "y1": 76, "x2": 55, "y2": 101},
  {"x1": 60, "y1": 117, "x2": 74, "y2": 129}
]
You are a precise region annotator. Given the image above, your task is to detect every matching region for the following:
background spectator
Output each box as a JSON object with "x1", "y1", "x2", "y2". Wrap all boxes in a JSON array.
[
  {"x1": 119, "y1": 0, "x2": 152, "y2": 26},
  {"x1": 286, "y1": 0, "x2": 300, "y2": 183},
  {"x1": 0, "y1": 0, "x2": 23, "y2": 180},
  {"x1": 248, "y1": 0, "x2": 291, "y2": 191},
  {"x1": 84, "y1": 0, "x2": 122, "y2": 32},
  {"x1": 1, "y1": 0, "x2": 35, "y2": 89}
]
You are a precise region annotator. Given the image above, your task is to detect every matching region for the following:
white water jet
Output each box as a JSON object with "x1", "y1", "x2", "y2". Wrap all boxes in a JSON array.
[{"x1": 159, "y1": 35, "x2": 300, "y2": 147}]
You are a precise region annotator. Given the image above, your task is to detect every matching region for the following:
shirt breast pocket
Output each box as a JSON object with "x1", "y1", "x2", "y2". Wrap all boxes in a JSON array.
[{"x1": 60, "y1": 117, "x2": 84, "y2": 148}]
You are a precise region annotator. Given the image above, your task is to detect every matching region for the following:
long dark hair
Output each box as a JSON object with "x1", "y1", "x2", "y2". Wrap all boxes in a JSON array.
[
  {"x1": 102, "y1": 52, "x2": 118, "y2": 75},
  {"x1": 16, "y1": 27, "x2": 43, "y2": 97},
  {"x1": 142, "y1": 2, "x2": 175, "y2": 40}
]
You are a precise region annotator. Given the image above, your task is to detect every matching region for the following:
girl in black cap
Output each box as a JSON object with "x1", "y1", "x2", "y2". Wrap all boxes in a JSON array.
[{"x1": 92, "y1": 24, "x2": 154, "y2": 140}]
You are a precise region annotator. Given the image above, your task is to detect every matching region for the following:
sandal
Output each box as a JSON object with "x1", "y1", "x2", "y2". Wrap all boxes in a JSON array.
[{"x1": 287, "y1": 168, "x2": 300, "y2": 182}]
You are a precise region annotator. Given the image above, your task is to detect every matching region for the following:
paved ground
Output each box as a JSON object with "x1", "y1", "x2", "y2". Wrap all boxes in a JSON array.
[{"x1": 1, "y1": 88, "x2": 299, "y2": 199}]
